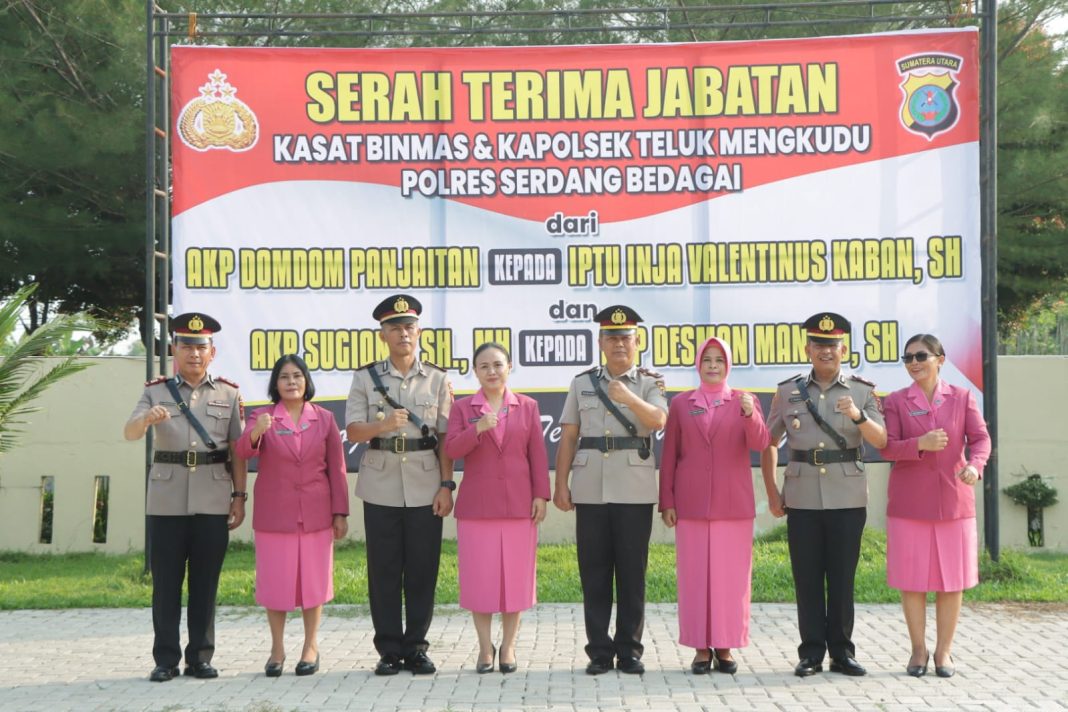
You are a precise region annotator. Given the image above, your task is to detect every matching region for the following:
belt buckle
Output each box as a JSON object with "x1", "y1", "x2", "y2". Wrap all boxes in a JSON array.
[
  {"x1": 811, "y1": 448, "x2": 824, "y2": 466},
  {"x1": 604, "y1": 435, "x2": 615, "y2": 452},
  {"x1": 185, "y1": 450, "x2": 197, "y2": 470},
  {"x1": 393, "y1": 437, "x2": 406, "y2": 454}
]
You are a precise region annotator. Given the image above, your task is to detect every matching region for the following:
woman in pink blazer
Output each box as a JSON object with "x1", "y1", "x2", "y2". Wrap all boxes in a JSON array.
[
  {"x1": 880, "y1": 334, "x2": 990, "y2": 678},
  {"x1": 234, "y1": 354, "x2": 349, "y2": 678},
  {"x1": 444, "y1": 342, "x2": 550, "y2": 674},
  {"x1": 659, "y1": 337, "x2": 769, "y2": 675}
]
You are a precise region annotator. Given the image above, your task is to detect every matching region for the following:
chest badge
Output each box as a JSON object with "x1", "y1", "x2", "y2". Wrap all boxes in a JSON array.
[{"x1": 792, "y1": 418, "x2": 801, "y2": 430}]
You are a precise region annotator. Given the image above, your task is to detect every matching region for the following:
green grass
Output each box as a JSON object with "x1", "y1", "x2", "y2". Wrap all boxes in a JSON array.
[{"x1": 2, "y1": 527, "x2": 1066, "y2": 610}]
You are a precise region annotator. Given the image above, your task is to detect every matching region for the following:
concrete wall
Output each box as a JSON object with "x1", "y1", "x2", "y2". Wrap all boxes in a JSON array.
[{"x1": 0, "y1": 356, "x2": 1063, "y2": 552}]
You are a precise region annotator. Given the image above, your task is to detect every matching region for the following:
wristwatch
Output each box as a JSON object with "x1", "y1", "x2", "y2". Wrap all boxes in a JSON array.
[
  {"x1": 439, "y1": 480, "x2": 456, "y2": 491},
  {"x1": 851, "y1": 411, "x2": 868, "y2": 425},
  {"x1": 230, "y1": 491, "x2": 248, "y2": 501}
]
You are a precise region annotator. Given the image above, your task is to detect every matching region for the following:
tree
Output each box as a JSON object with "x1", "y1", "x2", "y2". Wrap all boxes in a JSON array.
[
  {"x1": 0, "y1": 284, "x2": 95, "y2": 454},
  {"x1": 0, "y1": 0, "x2": 146, "y2": 342}
]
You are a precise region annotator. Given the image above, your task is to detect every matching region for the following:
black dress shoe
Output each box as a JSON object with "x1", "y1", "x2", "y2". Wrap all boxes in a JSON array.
[
  {"x1": 690, "y1": 651, "x2": 712, "y2": 675},
  {"x1": 934, "y1": 654, "x2": 955, "y2": 678},
  {"x1": 713, "y1": 651, "x2": 738, "y2": 675},
  {"x1": 476, "y1": 645, "x2": 496, "y2": 674},
  {"x1": 830, "y1": 656, "x2": 867, "y2": 676},
  {"x1": 498, "y1": 646, "x2": 517, "y2": 674},
  {"x1": 295, "y1": 654, "x2": 320, "y2": 676},
  {"x1": 149, "y1": 665, "x2": 180, "y2": 682},
  {"x1": 403, "y1": 651, "x2": 437, "y2": 675},
  {"x1": 617, "y1": 656, "x2": 645, "y2": 675},
  {"x1": 264, "y1": 657, "x2": 285, "y2": 677},
  {"x1": 374, "y1": 654, "x2": 402, "y2": 676},
  {"x1": 906, "y1": 651, "x2": 929, "y2": 677},
  {"x1": 585, "y1": 657, "x2": 614, "y2": 675},
  {"x1": 794, "y1": 658, "x2": 823, "y2": 677},
  {"x1": 184, "y1": 662, "x2": 219, "y2": 679}
]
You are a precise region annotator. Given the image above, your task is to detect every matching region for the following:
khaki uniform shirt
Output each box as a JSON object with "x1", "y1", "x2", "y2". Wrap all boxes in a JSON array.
[
  {"x1": 345, "y1": 359, "x2": 452, "y2": 507},
  {"x1": 560, "y1": 366, "x2": 667, "y2": 505},
  {"x1": 767, "y1": 370, "x2": 883, "y2": 510},
  {"x1": 129, "y1": 374, "x2": 243, "y2": 516}
]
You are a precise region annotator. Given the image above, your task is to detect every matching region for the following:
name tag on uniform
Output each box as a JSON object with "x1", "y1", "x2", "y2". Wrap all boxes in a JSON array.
[
  {"x1": 689, "y1": 408, "x2": 706, "y2": 416},
  {"x1": 581, "y1": 390, "x2": 596, "y2": 396},
  {"x1": 275, "y1": 428, "x2": 294, "y2": 435},
  {"x1": 908, "y1": 409, "x2": 929, "y2": 416},
  {"x1": 468, "y1": 417, "x2": 481, "y2": 423},
  {"x1": 208, "y1": 400, "x2": 229, "y2": 408},
  {"x1": 788, "y1": 395, "x2": 804, "y2": 402}
]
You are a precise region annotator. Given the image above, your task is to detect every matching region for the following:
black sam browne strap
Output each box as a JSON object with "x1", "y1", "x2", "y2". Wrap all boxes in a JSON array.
[
  {"x1": 588, "y1": 370, "x2": 650, "y2": 460},
  {"x1": 368, "y1": 364, "x2": 432, "y2": 439},
  {"x1": 792, "y1": 376, "x2": 848, "y2": 450},
  {"x1": 164, "y1": 378, "x2": 218, "y2": 450}
]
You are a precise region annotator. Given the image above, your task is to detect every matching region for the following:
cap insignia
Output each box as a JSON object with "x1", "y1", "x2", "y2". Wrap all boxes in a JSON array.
[
  {"x1": 611, "y1": 309, "x2": 627, "y2": 325},
  {"x1": 393, "y1": 297, "x2": 409, "y2": 314},
  {"x1": 188, "y1": 315, "x2": 205, "y2": 332},
  {"x1": 818, "y1": 315, "x2": 834, "y2": 332}
]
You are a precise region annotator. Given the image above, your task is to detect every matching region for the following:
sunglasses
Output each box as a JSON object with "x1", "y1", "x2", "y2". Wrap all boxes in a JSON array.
[{"x1": 902, "y1": 351, "x2": 939, "y2": 364}]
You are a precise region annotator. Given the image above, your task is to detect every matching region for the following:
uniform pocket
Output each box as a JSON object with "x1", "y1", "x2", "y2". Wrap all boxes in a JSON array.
[
  {"x1": 151, "y1": 468, "x2": 173, "y2": 481},
  {"x1": 360, "y1": 449, "x2": 385, "y2": 472},
  {"x1": 572, "y1": 452, "x2": 589, "y2": 469}
]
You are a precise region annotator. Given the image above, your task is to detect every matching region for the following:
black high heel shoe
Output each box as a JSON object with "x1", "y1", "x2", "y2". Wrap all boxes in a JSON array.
[
  {"x1": 499, "y1": 646, "x2": 517, "y2": 674},
  {"x1": 476, "y1": 645, "x2": 496, "y2": 674},
  {"x1": 265, "y1": 656, "x2": 285, "y2": 678},
  {"x1": 295, "y1": 654, "x2": 319, "y2": 676},
  {"x1": 934, "y1": 654, "x2": 955, "y2": 678},
  {"x1": 906, "y1": 650, "x2": 929, "y2": 677},
  {"x1": 691, "y1": 650, "x2": 712, "y2": 675},
  {"x1": 713, "y1": 649, "x2": 738, "y2": 675}
]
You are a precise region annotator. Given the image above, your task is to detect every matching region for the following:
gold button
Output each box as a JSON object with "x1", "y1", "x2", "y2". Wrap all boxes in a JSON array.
[
  {"x1": 605, "y1": 430, "x2": 611, "y2": 435},
  {"x1": 819, "y1": 442, "x2": 825, "y2": 448},
  {"x1": 191, "y1": 441, "x2": 197, "y2": 446},
  {"x1": 820, "y1": 467, "x2": 827, "y2": 475},
  {"x1": 401, "y1": 456, "x2": 407, "y2": 462},
  {"x1": 401, "y1": 384, "x2": 408, "y2": 390},
  {"x1": 603, "y1": 452, "x2": 610, "y2": 459},
  {"x1": 819, "y1": 394, "x2": 825, "y2": 400},
  {"x1": 191, "y1": 393, "x2": 197, "y2": 400}
]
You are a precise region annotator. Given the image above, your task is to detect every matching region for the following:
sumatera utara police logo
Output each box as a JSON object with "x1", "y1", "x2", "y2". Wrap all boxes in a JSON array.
[
  {"x1": 177, "y1": 69, "x2": 259, "y2": 152},
  {"x1": 896, "y1": 53, "x2": 963, "y2": 140}
]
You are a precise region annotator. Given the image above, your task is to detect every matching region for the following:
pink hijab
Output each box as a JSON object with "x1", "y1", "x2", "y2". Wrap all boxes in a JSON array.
[{"x1": 695, "y1": 336, "x2": 732, "y2": 407}]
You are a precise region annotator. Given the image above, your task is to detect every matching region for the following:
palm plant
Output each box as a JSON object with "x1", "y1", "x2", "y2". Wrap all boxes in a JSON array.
[{"x1": 0, "y1": 284, "x2": 96, "y2": 454}]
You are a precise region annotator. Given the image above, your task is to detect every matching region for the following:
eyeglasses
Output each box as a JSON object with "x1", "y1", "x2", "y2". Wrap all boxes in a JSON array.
[{"x1": 901, "y1": 352, "x2": 937, "y2": 364}]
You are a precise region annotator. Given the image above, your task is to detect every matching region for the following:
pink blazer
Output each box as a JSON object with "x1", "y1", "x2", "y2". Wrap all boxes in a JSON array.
[
  {"x1": 880, "y1": 380, "x2": 991, "y2": 521},
  {"x1": 659, "y1": 387, "x2": 769, "y2": 520},
  {"x1": 444, "y1": 390, "x2": 551, "y2": 520},
  {"x1": 235, "y1": 402, "x2": 349, "y2": 533}
]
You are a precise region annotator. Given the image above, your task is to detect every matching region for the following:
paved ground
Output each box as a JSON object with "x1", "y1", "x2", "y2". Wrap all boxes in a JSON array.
[{"x1": 1, "y1": 602, "x2": 1066, "y2": 711}]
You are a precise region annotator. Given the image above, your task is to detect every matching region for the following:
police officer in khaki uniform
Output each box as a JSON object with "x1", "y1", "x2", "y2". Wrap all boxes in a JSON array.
[
  {"x1": 554, "y1": 305, "x2": 668, "y2": 676},
  {"x1": 123, "y1": 313, "x2": 247, "y2": 682},
  {"x1": 760, "y1": 313, "x2": 886, "y2": 678},
  {"x1": 345, "y1": 294, "x2": 454, "y2": 676}
]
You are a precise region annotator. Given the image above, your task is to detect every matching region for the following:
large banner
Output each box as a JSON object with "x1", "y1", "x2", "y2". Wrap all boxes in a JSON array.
[{"x1": 171, "y1": 30, "x2": 981, "y2": 431}]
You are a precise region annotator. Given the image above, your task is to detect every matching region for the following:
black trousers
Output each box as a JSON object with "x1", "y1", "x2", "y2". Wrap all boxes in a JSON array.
[
  {"x1": 786, "y1": 506, "x2": 867, "y2": 662},
  {"x1": 148, "y1": 514, "x2": 229, "y2": 668},
  {"x1": 575, "y1": 503, "x2": 654, "y2": 661},
  {"x1": 363, "y1": 502, "x2": 443, "y2": 657}
]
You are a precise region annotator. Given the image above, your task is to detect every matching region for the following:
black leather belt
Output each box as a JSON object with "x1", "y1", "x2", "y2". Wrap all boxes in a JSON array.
[
  {"x1": 579, "y1": 436, "x2": 651, "y2": 453},
  {"x1": 154, "y1": 450, "x2": 229, "y2": 467},
  {"x1": 368, "y1": 436, "x2": 438, "y2": 453},
  {"x1": 790, "y1": 447, "x2": 861, "y2": 466}
]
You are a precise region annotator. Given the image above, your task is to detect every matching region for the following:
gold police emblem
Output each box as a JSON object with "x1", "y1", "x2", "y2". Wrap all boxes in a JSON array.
[
  {"x1": 393, "y1": 297, "x2": 409, "y2": 314},
  {"x1": 818, "y1": 315, "x2": 835, "y2": 332},
  {"x1": 188, "y1": 315, "x2": 205, "y2": 332},
  {"x1": 177, "y1": 69, "x2": 258, "y2": 153},
  {"x1": 611, "y1": 309, "x2": 627, "y2": 325}
]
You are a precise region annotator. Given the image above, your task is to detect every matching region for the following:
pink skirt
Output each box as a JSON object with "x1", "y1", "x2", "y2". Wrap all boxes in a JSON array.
[
  {"x1": 254, "y1": 527, "x2": 335, "y2": 611},
  {"x1": 886, "y1": 516, "x2": 979, "y2": 592},
  {"x1": 675, "y1": 518, "x2": 753, "y2": 649},
  {"x1": 456, "y1": 518, "x2": 537, "y2": 614}
]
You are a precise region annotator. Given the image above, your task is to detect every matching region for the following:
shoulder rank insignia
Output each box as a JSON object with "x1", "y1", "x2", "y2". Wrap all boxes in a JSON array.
[
  {"x1": 637, "y1": 367, "x2": 666, "y2": 394},
  {"x1": 357, "y1": 361, "x2": 378, "y2": 371},
  {"x1": 578, "y1": 366, "x2": 599, "y2": 376},
  {"x1": 421, "y1": 360, "x2": 446, "y2": 372},
  {"x1": 144, "y1": 376, "x2": 167, "y2": 386},
  {"x1": 778, "y1": 373, "x2": 803, "y2": 386},
  {"x1": 849, "y1": 374, "x2": 876, "y2": 387},
  {"x1": 216, "y1": 376, "x2": 240, "y2": 389}
]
